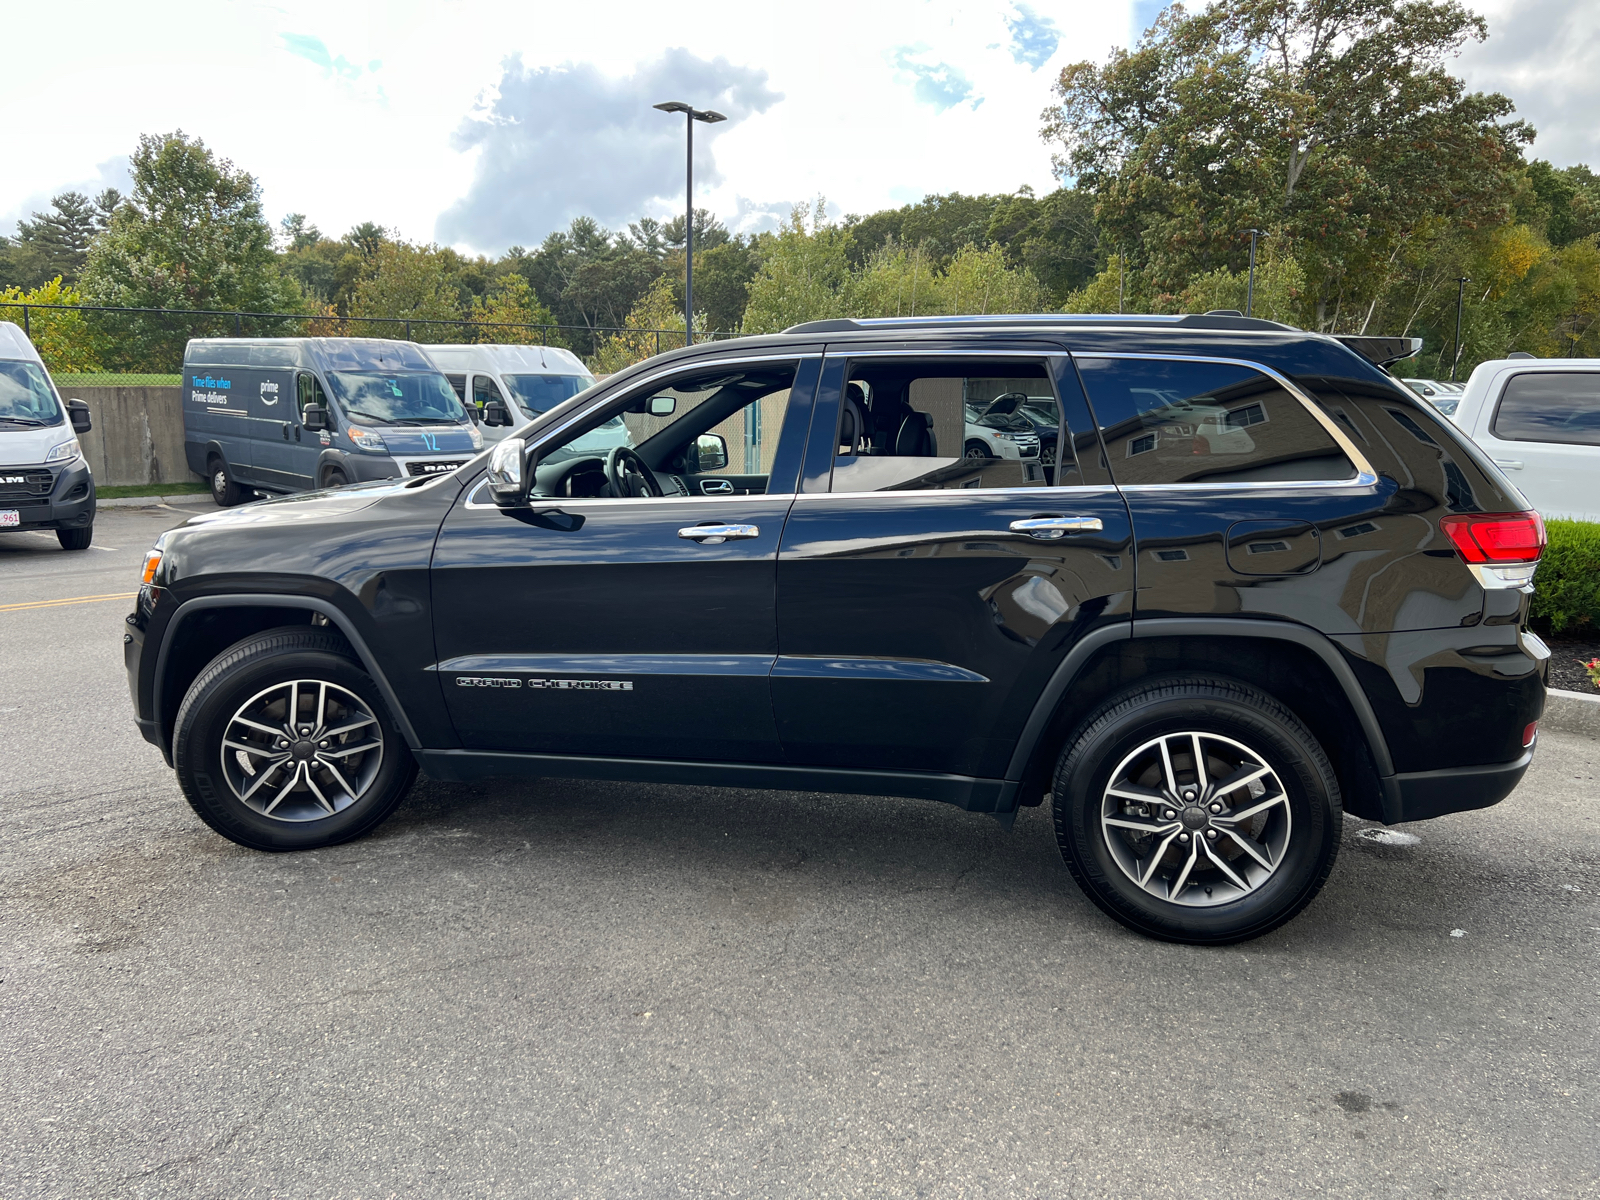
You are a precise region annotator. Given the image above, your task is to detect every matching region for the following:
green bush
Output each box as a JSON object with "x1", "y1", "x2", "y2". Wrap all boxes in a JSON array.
[{"x1": 1531, "y1": 519, "x2": 1600, "y2": 636}]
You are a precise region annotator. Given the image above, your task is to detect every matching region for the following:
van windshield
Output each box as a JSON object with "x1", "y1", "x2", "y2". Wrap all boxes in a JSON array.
[
  {"x1": 0, "y1": 362, "x2": 62, "y2": 426},
  {"x1": 326, "y1": 371, "x2": 468, "y2": 425},
  {"x1": 503, "y1": 373, "x2": 594, "y2": 418}
]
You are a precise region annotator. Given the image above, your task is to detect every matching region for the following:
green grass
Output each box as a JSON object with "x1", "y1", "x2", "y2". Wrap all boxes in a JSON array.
[
  {"x1": 97, "y1": 481, "x2": 210, "y2": 499},
  {"x1": 54, "y1": 373, "x2": 183, "y2": 387}
]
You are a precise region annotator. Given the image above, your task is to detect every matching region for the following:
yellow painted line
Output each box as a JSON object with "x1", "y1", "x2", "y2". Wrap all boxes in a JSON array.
[{"x1": 0, "y1": 592, "x2": 137, "y2": 613}]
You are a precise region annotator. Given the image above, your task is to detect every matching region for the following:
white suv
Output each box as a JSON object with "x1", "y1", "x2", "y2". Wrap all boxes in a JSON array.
[{"x1": 1452, "y1": 358, "x2": 1600, "y2": 522}]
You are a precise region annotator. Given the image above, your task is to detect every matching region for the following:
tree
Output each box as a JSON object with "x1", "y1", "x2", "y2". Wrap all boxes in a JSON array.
[
  {"x1": 1, "y1": 190, "x2": 120, "y2": 291},
  {"x1": 468, "y1": 273, "x2": 562, "y2": 345},
  {"x1": 844, "y1": 192, "x2": 1007, "y2": 268},
  {"x1": 80, "y1": 132, "x2": 300, "y2": 369},
  {"x1": 591, "y1": 277, "x2": 687, "y2": 373},
  {"x1": 347, "y1": 241, "x2": 463, "y2": 341},
  {"x1": 741, "y1": 200, "x2": 855, "y2": 334},
  {"x1": 0, "y1": 278, "x2": 107, "y2": 373},
  {"x1": 1042, "y1": 0, "x2": 1533, "y2": 329},
  {"x1": 984, "y1": 187, "x2": 1102, "y2": 303}
]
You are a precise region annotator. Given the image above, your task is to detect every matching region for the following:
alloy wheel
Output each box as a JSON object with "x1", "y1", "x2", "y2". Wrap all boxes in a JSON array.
[
  {"x1": 220, "y1": 679, "x2": 384, "y2": 822},
  {"x1": 1100, "y1": 730, "x2": 1290, "y2": 907}
]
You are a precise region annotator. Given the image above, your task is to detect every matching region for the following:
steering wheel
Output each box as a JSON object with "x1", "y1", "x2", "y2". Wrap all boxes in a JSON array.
[{"x1": 604, "y1": 446, "x2": 663, "y2": 498}]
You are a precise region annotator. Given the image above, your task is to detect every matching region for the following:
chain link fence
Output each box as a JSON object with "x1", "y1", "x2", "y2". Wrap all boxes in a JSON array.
[{"x1": 1, "y1": 301, "x2": 735, "y2": 387}]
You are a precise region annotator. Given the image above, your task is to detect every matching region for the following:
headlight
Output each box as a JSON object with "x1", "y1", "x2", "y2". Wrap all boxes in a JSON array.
[
  {"x1": 46, "y1": 438, "x2": 80, "y2": 464},
  {"x1": 468, "y1": 424, "x2": 484, "y2": 450},
  {"x1": 347, "y1": 425, "x2": 387, "y2": 453}
]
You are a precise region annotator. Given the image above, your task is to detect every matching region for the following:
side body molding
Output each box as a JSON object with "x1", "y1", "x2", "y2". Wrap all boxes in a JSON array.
[
  {"x1": 152, "y1": 594, "x2": 423, "y2": 755},
  {"x1": 1005, "y1": 617, "x2": 1400, "y2": 819}
]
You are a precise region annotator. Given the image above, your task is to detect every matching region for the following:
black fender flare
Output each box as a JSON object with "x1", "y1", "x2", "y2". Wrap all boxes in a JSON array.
[
  {"x1": 315, "y1": 449, "x2": 353, "y2": 486},
  {"x1": 1005, "y1": 617, "x2": 1399, "y2": 817},
  {"x1": 152, "y1": 594, "x2": 422, "y2": 757}
]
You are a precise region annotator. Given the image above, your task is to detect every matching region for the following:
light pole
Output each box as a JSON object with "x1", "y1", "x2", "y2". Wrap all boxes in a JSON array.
[
  {"x1": 1244, "y1": 229, "x2": 1267, "y2": 318},
  {"x1": 1117, "y1": 249, "x2": 1125, "y2": 314},
  {"x1": 653, "y1": 100, "x2": 726, "y2": 345},
  {"x1": 1451, "y1": 276, "x2": 1470, "y2": 381}
]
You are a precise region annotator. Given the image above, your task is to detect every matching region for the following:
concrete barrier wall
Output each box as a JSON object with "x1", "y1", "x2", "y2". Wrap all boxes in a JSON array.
[{"x1": 66, "y1": 386, "x2": 197, "y2": 487}]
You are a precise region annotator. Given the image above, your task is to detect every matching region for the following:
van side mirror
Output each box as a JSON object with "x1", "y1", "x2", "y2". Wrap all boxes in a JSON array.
[
  {"x1": 462, "y1": 402, "x2": 481, "y2": 424},
  {"x1": 487, "y1": 437, "x2": 531, "y2": 507},
  {"x1": 483, "y1": 399, "x2": 513, "y2": 428},
  {"x1": 67, "y1": 399, "x2": 91, "y2": 434},
  {"x1": 692, "y1": 432, "x2": 729, "y2": 472},
  {"x1": 302, "y1": 404, "x2": 329, "y2": 432}
]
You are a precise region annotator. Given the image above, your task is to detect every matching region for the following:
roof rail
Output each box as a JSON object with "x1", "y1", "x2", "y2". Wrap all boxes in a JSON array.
[{"x1": 781, "y1": 313, "x2": 1296, "y2": 335}]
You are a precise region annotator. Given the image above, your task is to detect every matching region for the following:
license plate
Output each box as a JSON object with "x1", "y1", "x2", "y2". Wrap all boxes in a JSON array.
[{"x1": 0, "y1": 510, "x2": 18, "y2": 527}]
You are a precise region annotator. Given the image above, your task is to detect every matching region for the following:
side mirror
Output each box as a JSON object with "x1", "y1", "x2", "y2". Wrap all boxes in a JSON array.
[
  {"x1": 462, "y1": 402, "x2": 481, "y2": 424},
  {"x1": 692, "y1": 432, "x2": 729, "y2": 473},
  {"x1": 302, "y1": 404, "x2": 329, "y2": 432},
  {"x1": 483, "y1": 399, "x2": 513, "y2": 428},
  {"x1": 629, "y1": 394, "x2": 676, "y2": 416},
  {"x1": 67, "y1": 399, "x2": 91, "y2": 434},
  {"x1": 487, "y1": 436, "x2": 530, "y2": 507}
]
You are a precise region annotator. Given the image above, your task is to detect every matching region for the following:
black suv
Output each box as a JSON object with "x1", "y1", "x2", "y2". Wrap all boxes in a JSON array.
[{"x1": 125, "y1": 315, "x2": 1549, "y2": 944}]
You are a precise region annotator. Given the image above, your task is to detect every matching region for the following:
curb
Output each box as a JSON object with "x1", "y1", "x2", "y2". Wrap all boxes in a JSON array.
[
  {"x1": 1545, "y1": 688, "x2": 1600, "y2": 739},
  {"x1": 97, "y1": 494, "x2": 215, "y2": 509}
]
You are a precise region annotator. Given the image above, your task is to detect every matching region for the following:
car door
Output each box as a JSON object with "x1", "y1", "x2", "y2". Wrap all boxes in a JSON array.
[
  {"x1": 771, "y1": 346, "x2": 1135, "y2": 781},
  {"x1": 430, "y1": 353, "x2": 821, "y2": 764},
  {"x1": 1474, "y1": 369, "x2": 1600, "y2": 522}
]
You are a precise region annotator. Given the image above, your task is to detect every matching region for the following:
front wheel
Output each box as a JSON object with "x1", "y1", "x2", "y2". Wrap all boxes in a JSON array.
[
  {"x1": 320, "y1": 467, "x2": 350, "y2": 490},
  {"x1": 57, "y1": 525, "x2": 93, "y2": 550},
  {"x1": 1052, "y1": 676, "x2": 1341, "y2": 944},
  {"x1": 172, "y1": 626, "x2": 416, "y2": 850},
  {"x1": 964, "y1": 439, "x2": 990, "y2": 459}
]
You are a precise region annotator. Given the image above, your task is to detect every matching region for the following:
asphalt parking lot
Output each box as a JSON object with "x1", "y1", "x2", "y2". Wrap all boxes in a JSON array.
[{"x1": 2, "y1": 501, "x2": 1597, "y2": 1200}]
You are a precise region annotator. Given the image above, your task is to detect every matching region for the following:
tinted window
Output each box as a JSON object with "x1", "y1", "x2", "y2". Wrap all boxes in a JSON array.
[
  {"x1": 1078, "y1": 358, "x2": 1353, "y2": 485},
  {"x1": 1492, "y1": 372, "x2": 1600, "y2": 446},
  {"x1": 327, "y1": 372, "x2": 468, "y2": 425},
  {"x1": 315, "y1": 341, "x2": 435, "y2": 372},
  {"x1": 831, "y1": 359, "x2": 1058, "y2": 492}
]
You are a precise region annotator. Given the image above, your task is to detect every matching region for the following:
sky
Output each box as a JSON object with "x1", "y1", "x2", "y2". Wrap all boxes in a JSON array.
[{"x1": 2, "y1": 0, "x2": 1596, "y2": 258}]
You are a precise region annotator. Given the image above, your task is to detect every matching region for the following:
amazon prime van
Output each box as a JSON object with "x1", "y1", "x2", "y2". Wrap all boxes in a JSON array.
[
  {"x1": 182, "y1": 338, "x2": 483, "y2": 505},
  {"x1": 0, "y1": 321, "x2": 95, "y2": 549}
]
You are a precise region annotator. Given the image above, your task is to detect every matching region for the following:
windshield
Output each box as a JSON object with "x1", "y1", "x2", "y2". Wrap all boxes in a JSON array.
[
  {"x1": 503, "y1": 373, "x2": 594, "y2": 418},
  {"x1": 0, "y1": 361, "x2": 62, "y2": 426},
  {"x1": 326, "y1": 371, "x2": 468, "y2": 425}
]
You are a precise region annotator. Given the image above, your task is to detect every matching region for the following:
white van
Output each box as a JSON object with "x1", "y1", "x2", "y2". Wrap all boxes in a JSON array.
[
  {"x1": 0, "y1": 321, "x2": 96, "y2": 549},
  {"x1": 1452, "y1": 358, "x2": 1600, "y2": 522},
  {"x1": 426, "y1": 344, "x2": 598, "y2": 441}
]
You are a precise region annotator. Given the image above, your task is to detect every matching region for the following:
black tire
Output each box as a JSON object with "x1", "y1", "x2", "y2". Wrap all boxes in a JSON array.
[
  {"x1": 320, "y1": 467, "x2": 350, "y2": 490},
  {"x1": 57, "y1": 524, "x2": 93, "y2": 550},
  {"x1": 1052, "y1": 675, "x2": 1341, "y2": 945},
  {"x1": 208, "y1": 457, "x2": 245, "y2": 507},
  {"x1": 172, "y1": 626, "x2": 416, "y2": 851},
  {"x1": 964, "y1": 439, "x2": 990, "y2": 459}
]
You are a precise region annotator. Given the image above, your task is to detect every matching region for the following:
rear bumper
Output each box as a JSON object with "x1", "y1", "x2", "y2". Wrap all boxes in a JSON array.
[{"x1": 1381, "y1": 749, "x2": 1534, "y2": 824}]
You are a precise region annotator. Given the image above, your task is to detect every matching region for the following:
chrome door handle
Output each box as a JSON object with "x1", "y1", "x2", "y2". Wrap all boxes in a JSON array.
[
  {"x1": 678, "y1": 523, "x2": 759, "y2": 544},
  {"x1": 700, "y1": 479, "x2": 733, "y2": 495},
  {"x1": 1009, "y1": 516, "x2": 1104, "y2": 540},
  {"x1": 1492, "y1": 458, "x2": 1523, "y2": 470}
]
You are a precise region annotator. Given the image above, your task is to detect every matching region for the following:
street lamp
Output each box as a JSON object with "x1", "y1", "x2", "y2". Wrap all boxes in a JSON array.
[
  {"x1": 1244, "y1": 229, "x2": 1268, "y2": 318},
  {"x1": 1451, "y1": 276, "x2": 1471, "y2": 381},
  {"x1": 653, "y1": 100, "x2": 726, "y2": 345}
]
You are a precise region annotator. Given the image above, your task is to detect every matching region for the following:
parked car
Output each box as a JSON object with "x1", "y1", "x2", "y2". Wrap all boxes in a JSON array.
[
  {"x1": 183, "y1": 337, "x2": 482, "y2": 506},
  {"x1": 0, "y1": 320, "x2": 95, "y2": 548},
  {"x1": 1451, "y1": 357, "x2": 1600, "y2": 522},
  {"x1": 127, "y1": 313, "x2": 1547, "y2": 945},
  {"x1": 967, "y1": 390, "x2": 1061, "y2": 471},
  {"x1": 1400, "y1": 378, "x2": 1463, "y2": 416},
  {"x1": 426, "y1": 343, "x2": 598, "y2": 444},
  {"x1": 963, "y1": 396, "x2": 1041, "y2": 462}
]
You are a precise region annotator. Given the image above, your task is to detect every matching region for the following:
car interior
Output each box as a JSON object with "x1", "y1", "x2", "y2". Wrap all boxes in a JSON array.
[{"x1": 529, "y1": 363, "x2": 798, "y2": 500}]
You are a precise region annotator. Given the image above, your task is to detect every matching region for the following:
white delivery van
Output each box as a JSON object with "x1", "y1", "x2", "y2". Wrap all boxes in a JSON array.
[
  {"x1": 0, "y1": 321, "x2": 96, "y2": 549},
  {"x1": 1452, "y1": 358, "x2": 1600, "y2": 522},
  {"x1": 426, "y1": 344, "x2": 598, "y2": 441}
]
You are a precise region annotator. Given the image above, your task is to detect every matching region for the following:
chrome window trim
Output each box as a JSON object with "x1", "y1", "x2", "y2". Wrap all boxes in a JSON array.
[
  {"x1": 526, "y1": 352, "x2": 821, "y2": 459},
  {"x1": 794, "y1": 484, "x2": 1123, "y2": 502},
  {"x1": 463, "y1": 477, "x2": 796, "y2": 511},
  {"x1": 1072, "y1": 352, "x2": 1380, "y2": 489}
]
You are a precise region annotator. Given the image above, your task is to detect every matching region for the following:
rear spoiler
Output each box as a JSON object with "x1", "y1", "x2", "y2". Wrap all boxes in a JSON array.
[{"x1": 1336, "y1": 335, "x2": 1423, "y2": 367}]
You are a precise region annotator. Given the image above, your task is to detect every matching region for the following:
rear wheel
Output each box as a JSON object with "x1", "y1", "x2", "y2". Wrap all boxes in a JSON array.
[
  {"x1": 208, "y1": 457, "x2": 245, "y2": 507},
  {"x1": 57, "y1": 525, "x2": 93, "y2": 550},
  {"x1": 173, "y1": 626, "x2": 416, "y2": 851},
  {"x1": 1052, "y1": 675, "x2": 1341, "y2": 944}
]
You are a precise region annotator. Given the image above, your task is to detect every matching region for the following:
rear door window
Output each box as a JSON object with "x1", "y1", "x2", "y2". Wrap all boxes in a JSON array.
[
  {"x1": 1491, "y1": 372, "x2": 1600, "y2": 446},
  {"x1": 1077, "y1": 357, "x2": 1355, "y2": 485}
]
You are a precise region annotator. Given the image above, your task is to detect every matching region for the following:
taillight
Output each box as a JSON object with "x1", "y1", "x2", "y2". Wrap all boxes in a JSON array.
[
  {"x1": 1440, "y1": 512, "x2": 1546, "y2": 563},
  {"x1": 1523, "y1": 722, "x2": 1538, "y2": 749},
  {"x1": 1440, "y1": 512, "x2": 1545, "y2": 588}
]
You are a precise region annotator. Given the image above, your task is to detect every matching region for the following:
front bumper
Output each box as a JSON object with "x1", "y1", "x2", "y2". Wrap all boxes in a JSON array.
[{"x1": 0, "y1": 458, "x2": 95, "y2": 530}]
